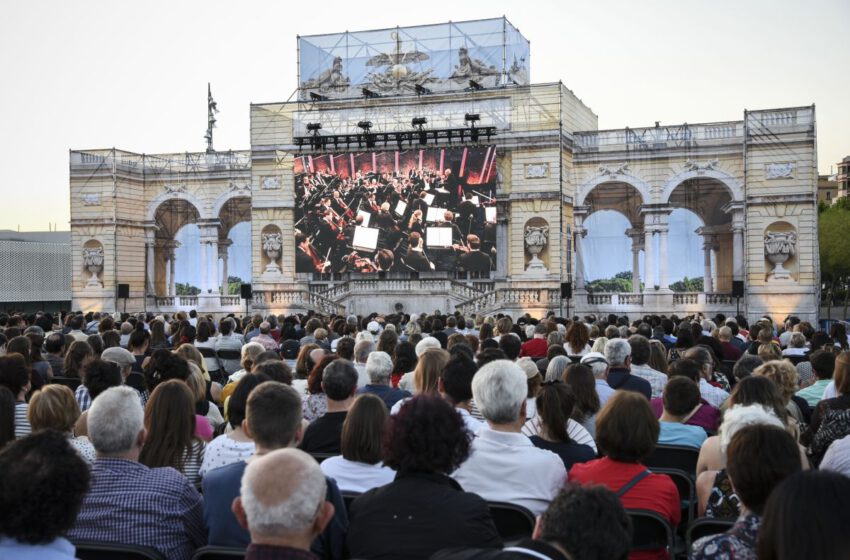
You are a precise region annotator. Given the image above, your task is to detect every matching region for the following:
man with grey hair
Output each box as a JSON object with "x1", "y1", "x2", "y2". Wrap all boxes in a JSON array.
[
  {"x1": 353, "y1": 339, "x2": 376, "y2": 386},
  {"x1": 627, "y1": 335, "x2": 668, "y2": 398},
  {"x1": 604, "y1": 338, "x2": 651, "y2": 399},
  {"x1": 519, "y1": 322, "x2": 548, "y2": 358},
  {"x1": 232, "y1": 448, "x2": 335, "y2": 560},
  {"x1": 356, "y1": 351, "x2": 410, "y2": 409},
  {"x1": 204, "y1": 381, "x2": 348, "y2": 557},
  {"x1": 69, "y1": 386, "x2": 206, "y2": 560},
  {"x1": 299, "y1": 359, "x2": 359, "y2": 454},
  {"x1": 452, "y1": 360, "x2": 566, "y2": 516},
  {"x1": 253, "y1": 321, "x2": 279, "y2": 352},
  {"x1": 580, "y1": 351, "x2": 615, "y2": 407}
]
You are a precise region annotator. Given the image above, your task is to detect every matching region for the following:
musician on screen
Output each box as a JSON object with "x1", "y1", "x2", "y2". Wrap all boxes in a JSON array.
[
  {"x1": 458, "y1": 234, "x2": 493, "y2": 273},
  {"x1": 403, "y1": 232, "x2": 433, "y2": 272}
]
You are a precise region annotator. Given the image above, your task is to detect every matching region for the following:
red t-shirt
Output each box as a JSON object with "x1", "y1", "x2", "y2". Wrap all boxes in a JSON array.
[
  {"x1": 569, "y1": 457, "x2": 680, "y2": 560},
  {"x1": 519, "y1": 337, "x2": 548, "y2": 358}
]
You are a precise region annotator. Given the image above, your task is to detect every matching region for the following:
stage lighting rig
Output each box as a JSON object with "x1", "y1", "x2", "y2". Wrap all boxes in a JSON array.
[
  {"x1": 357, "y1": 121, "x2": 373, "y2": 131},
  {"x1": 309, "y1": 92, "x2": 329, "y2": 102},
  {"x1": 306, "y1": 123, "x2": 322, "y2": 132},
  {"x1": 464, "y1": 113, "x2": 480, "y2": 124},
  {"x1": 411, "y1": 117, "x2": 427, "y2": 128}
]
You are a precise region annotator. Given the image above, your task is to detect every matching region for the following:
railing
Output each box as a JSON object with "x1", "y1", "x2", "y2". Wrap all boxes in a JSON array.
[
  {"x1": 706, "y1": 293, "x2": 734, "y2": 305},
  {"x1": 574, "y1": 121, "x2": 743, "y2": 152},
  {"x1": 673, "y1": 292, "x2": 699, "y2": 305},
  {"x1": 154, "y1": 296, "x2": 174, "y2": 307},
  {"x1": 220, "y1": 295, "x2": 242, "y2": 306},
  {"x1": 71, "y1": 149, "x2": 252, "y2": 173},
  {"x1": 585, "y1": 293, "x2": 643, "y2": 306},
  {"x1": 618, "y1": 293, "x2": 644, "y2": 305},
  {"x1": 252, "y1": 289, "x2": 346, "y2": 315},
  {"x1": 587, "y1": 293, "x2": 613, "y2": 305},
  {"x1": 456, "y1": 287, "x2": 559, "y2": 316}
]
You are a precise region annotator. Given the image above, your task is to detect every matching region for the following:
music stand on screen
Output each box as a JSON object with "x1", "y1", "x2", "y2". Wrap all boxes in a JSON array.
[
  {"x1": 422, "y1": 193, "x2": 435, "y2": 205},
  {"x1": 485, "y1": 207, "x2": 497, "y2": 222},
  {"x1": 426, "y1": 207, "x2": 447, "y2": 223},
  {"x1": 356, "y1": 209, "x2": 371, "y2": 228},
  {"x1": 394, "y1": 200, "x2": 407, "y2": 216},
  {"x1": 352, "y1": 226, "x2": 380, "y2": 252},
  {"x1": 427, "y1": 227, "x2": 453, "y2": 248}
]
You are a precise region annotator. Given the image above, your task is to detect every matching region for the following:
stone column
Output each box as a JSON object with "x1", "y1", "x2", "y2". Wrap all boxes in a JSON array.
[
  {"x1": 145, "y1": 228, "x2": 156, "y2": 295},
  {"x1": 703, "y1": 239, "x2": 714, "y2": 293},
  {"x1": 219, "y1": 240, "x2": 232, "y2": 294},
  {"x1": 575, "y1": 226, "x2": 587, "y2": 291},
  {"x1": 644, "y1": 229, "x2": 655, "y2": 290},
  {"x1": 626, "y1": 229, "x2": 643, "y2": 293},
  {"x1": 711, "y1": 245, "x2": 719, "y2": 291},
  {"x1": 658, "y1": 227, "x2": 670, "y2": 291},
  {"x1": 198, "y1": 224, "x2": 220, "y2": 295},
  {"x1": 164, "y1": 242, "x2": 178, "y2": 297}
]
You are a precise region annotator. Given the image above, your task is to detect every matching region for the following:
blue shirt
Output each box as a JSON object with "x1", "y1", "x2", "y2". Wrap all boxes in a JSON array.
[
  {"x1": 69, "y1": 458, "x2": 206, "y2": 560},
  {"x1": 658, "y1": 421, "x2": 708, "y2": 449},
  {"x1": 0, "y1": 536, "x2": 76, "y2": 560},
  {"x1": 606, "y1": 368, "x2": 652, "y2": 400},
  {"x1": 202, "y1": 459, "x2": 348, "y2": 559},
  {"x1": 356, "y1": 384, "x2": 411, "y2": 409}
]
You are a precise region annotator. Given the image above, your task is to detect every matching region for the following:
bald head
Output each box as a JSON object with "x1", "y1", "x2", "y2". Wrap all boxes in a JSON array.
[
  {"x1": 238, "y1": 449, "x2": 330, "y2": 540},
  {"x1": 309, "y1": 348, "x2": 326, "y2": 365}
]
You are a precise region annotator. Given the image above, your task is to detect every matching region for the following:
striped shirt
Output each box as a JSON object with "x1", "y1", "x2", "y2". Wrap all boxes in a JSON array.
[
  {"x1": 69, "y1": 457, "x2": 206, "y2": 560},
  {"x1": 14, "y1": 402, "x2": 31, "y2": 438}
]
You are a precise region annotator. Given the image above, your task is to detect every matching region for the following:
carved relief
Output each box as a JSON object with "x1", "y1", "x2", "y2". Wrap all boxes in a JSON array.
[
  {"x1": 228, "y1": 181, "x2": 251, "y2": 193},
  {"x1": 524, "y1": 223, "x2": 549, "y2": 272},
  {"x1": 262, "y1": 230, "x2": 283, "y2": 274},
  {"x1": 163, "y1": 184, "x2": 187, "y2": 194},
  {"x1": 525, "y1": 163, "x2": 549, "y2": 179},
  {"x1": 82, "y1": 244, "x2": 104, "y2": 288},
  {"x1": 765, "y1": 162, "x2": 795, "y2": 179},
  {"x1": 764, "y1": 229, "x2": 797, "y2": 281},
  {"x1": 81, "y1": 193, "x2": 101, "y2": 206},
  {"x1": 684, "y1": 158, "x2": 719, "y2": 172},
  {"x1": 598, "y1": 162, "x2": 630, "y2": 176},
  {"x1": 261, "y1": 176, "x2": 281, "y2": 190}
]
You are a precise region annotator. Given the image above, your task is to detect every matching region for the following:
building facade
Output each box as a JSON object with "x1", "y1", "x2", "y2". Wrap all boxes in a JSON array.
[{"x1": 69, "y1": 18, "x2": 821, "y2": 321}]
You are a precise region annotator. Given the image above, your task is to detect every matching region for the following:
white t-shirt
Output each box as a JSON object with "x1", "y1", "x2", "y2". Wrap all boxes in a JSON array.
[
  {"x1": 521, "y1": 415, "x2": 597, "y2": 453},
  {"x1": 200, "y1": 434, "x2": 256, "y2": 477},
  {"x1": 320, "y1": 456, "x2": 396, "y2": 494}
]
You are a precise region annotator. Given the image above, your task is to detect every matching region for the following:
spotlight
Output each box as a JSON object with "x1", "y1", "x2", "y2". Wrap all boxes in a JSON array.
[
  {"x1": 419, "y1": 130, "x2": 428, "y2": 145},
  {"x1": 309, "y1": 92, "x2": 329, "y2": 102},
  {"x1": 357, "y1": 121, "x2": 373, "y2": 131},
  {"x1": 464, "y1": 113, "x2": 480, "y2": 124},
  {"x1": 411, "y1": 117, "x2": 427, "y2": 128},
  {"x1": 414, "y1": 84, "x2": 432, "y2": 95},
  {"x1": 362, "y1": 88, "x2": 380, "y2": 99},
  {"x1": 468, "y1": 80, "x2": 483, "y2": 91},
  {"x1": 306, "y1": 122, "x2": 322, "y2": 132}
]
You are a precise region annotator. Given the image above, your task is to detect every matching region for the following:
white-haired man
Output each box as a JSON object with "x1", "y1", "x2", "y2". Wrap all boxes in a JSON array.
[
  {"x1": 451, "y1": 360, "x2": 566, "y2": 516},
  {"x1": 580, "y1": 351, "x2": 615, "y2": 408},
  {"x1": 69, "y1": 386, "x2": 206, "y2": 560},
  {"x1": 232, "y1": 449, "x2": 335, "y2": 560},
  {"x1": 356, "y1": 351, "x2": 410, "y2": 409},
  {"x1": 604, "y1": 338, "x2": 652, "y2": 400}
]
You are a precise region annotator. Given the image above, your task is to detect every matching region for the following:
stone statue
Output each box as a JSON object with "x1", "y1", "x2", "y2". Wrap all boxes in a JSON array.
[
  {"x1": 262, "y1": 232, "x2": 283, "y2": 274},
  {"x1": 450, "y1": 46, "x2": 500, "y2": 83},
  {"x1": 524, "y1": 225, "x2": 549, "y2": 272},
  {"x1": 83, "y1": 246, "x2": 104, "y2": 288},
  {"x1": 302, "y1": 56, "x2": 350, "y2": 92},
  {"x1": 764, "y1": 230, "x2": 797, "y2": 280}
]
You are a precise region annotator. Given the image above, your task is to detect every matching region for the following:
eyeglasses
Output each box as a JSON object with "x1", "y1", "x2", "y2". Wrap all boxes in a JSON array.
[{"x1": 581, "y1": 358, "x2": 608, "y2": 366}]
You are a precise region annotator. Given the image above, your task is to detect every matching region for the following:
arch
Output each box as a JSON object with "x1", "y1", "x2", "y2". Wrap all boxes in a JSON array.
[
  {"x1": 661, "y1": 168, "x2": 743, "y2": 204},
  {"x1": 212, "y1": 189, "x2": 252, "y2": 221},
  {"x1": 146, "y1": 190, "x2": 207, "y2": 222},
  {"x1": 576, "y1": 173, "x2": 652, "y2": 206}
]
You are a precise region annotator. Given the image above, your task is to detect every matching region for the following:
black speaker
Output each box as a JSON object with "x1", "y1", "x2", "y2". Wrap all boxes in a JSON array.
[
  {"x1": 240, "y1": 284, "x2": 253, "y2": 299},
  {"x1": 561, "y1": 282, "x2": 573, "y2": 300},
  {"x1": 117, "y1": 284, "x2": 130, "y2": 298},
  {"x1": 732, "y1": 280, "x2": 744, "y2": 298}
]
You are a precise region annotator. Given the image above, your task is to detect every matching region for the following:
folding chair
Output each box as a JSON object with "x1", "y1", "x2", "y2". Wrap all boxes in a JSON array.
[
  {"x1": 487, "y1": 501, "x2": 537, "y2": 542},
  {"x1": 73, "y1": 541, "x2": 165, "y2": 560}
]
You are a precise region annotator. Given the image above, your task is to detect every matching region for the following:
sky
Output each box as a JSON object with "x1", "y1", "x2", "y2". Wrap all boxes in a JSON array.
[{"x1": 1, "y1": 0, "x2": 847, "y2": 284}]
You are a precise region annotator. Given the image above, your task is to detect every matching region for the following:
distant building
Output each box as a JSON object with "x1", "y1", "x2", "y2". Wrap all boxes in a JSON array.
[
  {"x1": 818, "y1": 173, "x2": 840, "y2": 204},
  {"x1": 0, "y1": 230, "x2": 71, "y2": 312},
  {"x1": 838, "y1": 156, "x2": 850, "y2": 201}
]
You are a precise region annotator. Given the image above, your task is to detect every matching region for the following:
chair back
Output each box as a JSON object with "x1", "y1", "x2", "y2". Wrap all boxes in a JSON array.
[
  {"x1": 649, "y1": 467, "x2": 696, "y2": 525},
  {"x1": 686, "y1": 518, "x2": 736, "y2": 550},
  {"x1": 197, "y1": 346, "x2": 217, "y2": 358},
  {"x1": 51, "y1": 376, "x2": 82, "y2": 391},
  {"x1": 216, "y1": 349, "x2": 242, "y2": 375},
  {"x1": 787, "y1": 354, "x2": 809, "y2": 366},
  {"x1": 487, "y1": 501, "x2": 536, "y2": 542},
  {"x1": 626, "y1": 509, "x2": 674, "y2": 553},
  {"x1": 73, "y1": 541, "x2": 165, "y2": 560},
  {"x1": 341, "y1": 491, "x2": 361, "y2": 516},
  {"x1": 644, "y1": 444, "x2": 699, "y2": 477},
  {"x1": 191, "y1": 546, "x2": 246, "y2": 560}
]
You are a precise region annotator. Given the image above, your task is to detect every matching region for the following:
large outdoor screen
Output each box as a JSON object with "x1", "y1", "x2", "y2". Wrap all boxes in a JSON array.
[{"x1": 294, "y1": 146, "x2": 497, "y2": 274}]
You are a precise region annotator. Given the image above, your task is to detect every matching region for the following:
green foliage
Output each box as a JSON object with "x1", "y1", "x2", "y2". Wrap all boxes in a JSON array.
[
  {"x1": 669, "y1": 276, "x2": 704, "y2": 292},
  {"x1": 175, "y1": 282, "x2": 200, "y2": 296},
  {"x1": 227, "y1": 276, "x2": 244, "y2": 296},
  {"x1": 820, "y1": 204, "x2": 850, "y2": 282},
  {"x1": 586, "y1": 271, "x2": 637, "y2": 293}
]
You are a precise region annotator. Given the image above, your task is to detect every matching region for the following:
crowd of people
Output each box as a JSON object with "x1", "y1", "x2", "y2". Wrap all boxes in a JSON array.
[{"x1": 1, "y1": 307, "x2": 850, "y2": 560}]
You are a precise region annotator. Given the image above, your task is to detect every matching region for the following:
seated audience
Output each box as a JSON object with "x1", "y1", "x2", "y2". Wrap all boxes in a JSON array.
[
  {"x1": 819, "y1": 433, "x2": 850, "y2": 478},
  {"x1": 795, "y1": 350, "x2": 834, "y2": 408},
  {"x1": 657, "y1": 377, "x2": 709, "y2": 449},
  {"x1": 200, "y1": 373, "x2": 267, "y2": 477},
  {"x1": 432, "y1": 485, "x2": 631, "y2": 560},
  {"x1": 233, "y1": 448, "x2": 336, "y2": 560},
  {"x1": 63, "y1": 340, "x2": 93, "y2": 380},
  {"x1": 569, "y1": 391, "x2": 680, "y2": 560},
  {"x1": 69, "y1": 386, "x2": 206, "y2": 560},
  {"x1": 0, "y1": 354, "x2": 31, "y2": 437},
  {"x1": 320, "y1": 393, "x2": 395, "y2": 492},
  {"x1": 628, "y1": 335, "x2": 668, "y2": 398},
  {"x1": 519, "y1": 322, "x2": 548, "y2": 358},
  {"x1": 528, "y1": 381, "x2": 596, "y2": 470},
  {"x1": 73, "y1": 358, "x2": 124, "y2": 438},
  {"x1": 564, "y1": 320, "x2": 592, "y2": 356},
  {"x1": 28, "y1": 384, "x2": 96, "y2": 463},
  {"x1": 392, "y1": 347, "x2": 450, "y2": 412},
  {"x1": 303, "y1": 354, "x2": 338, "y2": 423},
  {"x1": 202, "y1": 381, "x2": 347, "y2": 558},
  {"x1": 347, "y1": 394, "x2": 501, "y2": 559},
  {"x1": 356, "y1": 351, "x2": 410, "y2": 409},
  {"x1": 0, "y1": 430, "x2": 90, "y2": 560},
  {"x1": 564, "y1": 363, "x2": 601, "y2": 437},
  {"x1": 0, "y1": 386, "x2": 14, "y2": 449},
  {"x1": 604, "y1": 339, "x2": 652, "y2": 399},
  {"x1": 683, "y1": 345, "x2": 730, "y2": 407},
  {"x1": 299, "y1": 359, "x2": 359, "y2": 454},
  {"x1": 754, "y1": 360, "x2": 808, "y2": 425},
  {"x1": 580, "y1": 351, "x2": 616, "y2": 407},
  {"x1": 139, "y1": 379, "x2": 206, "y2": 486},
  {"x1": 691, "y1": 423, "x2": 802, "y2": 560},
  {"x1": 802, "y1": 350, "x2": 850, "y2": 465},
  {"x1": 757, "y1": 470, "x2": 850, "y2": 560},
  {"x1": 452, "y1": 360, "x2": 567, "y2": 516}
]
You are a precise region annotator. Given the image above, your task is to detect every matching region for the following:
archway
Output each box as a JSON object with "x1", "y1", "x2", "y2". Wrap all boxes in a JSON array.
[
  {"x1": 583, "y1": 210, "x2": 641, "y2": 293},
  {"x1": 217, "y1": 196, "x2": 252, "y2": 295},
  {"x1": 153, "y1": 199, "x2": 200, "y2": 297}
]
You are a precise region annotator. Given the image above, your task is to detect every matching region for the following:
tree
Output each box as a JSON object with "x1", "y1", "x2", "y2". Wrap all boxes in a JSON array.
[
  {"x1": 669, "y1": 276, "x2": 704, "y2": 292},
  {"x1": 819, "y1": 202, "x2": 850, "y2": 319},
  {"x1": 227, "y1": 276, "x2": 244, "y2": 295},
  {"x1": 175, "y1": 282, "x2": 200, "y2": 296}
]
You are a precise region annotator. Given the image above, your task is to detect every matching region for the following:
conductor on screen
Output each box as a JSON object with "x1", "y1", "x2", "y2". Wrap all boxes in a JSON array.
[{"x1": 457, "y1": 234, "x2": 493, "y2": 272}]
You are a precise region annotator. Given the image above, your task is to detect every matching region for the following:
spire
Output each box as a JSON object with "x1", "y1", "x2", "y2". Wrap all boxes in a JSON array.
[{"x1": 205, "y1": 83, "x2": 219, "y2": 153}]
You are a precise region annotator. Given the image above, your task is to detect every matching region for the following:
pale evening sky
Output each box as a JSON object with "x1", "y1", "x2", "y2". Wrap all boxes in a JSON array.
[{"x1": 0, "y1": 0, "x2": 847, "y2": 233}]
